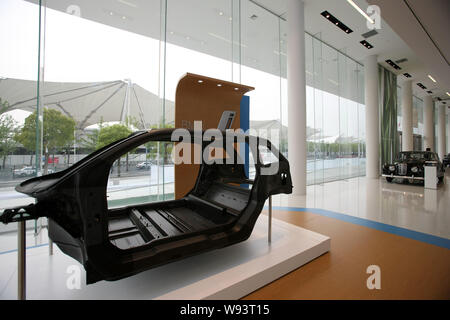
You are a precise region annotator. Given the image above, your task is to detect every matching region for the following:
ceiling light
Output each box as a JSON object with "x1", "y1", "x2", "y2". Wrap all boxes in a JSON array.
[
  {"x1": 234, "y1": 88, "x2": 239, "y2": 91},
  {"x1": 170, "y1": 31, "x2": 174, "y2": 35},
  {"x1": 417, "y1": 83, "x2": 427, "y2": 90},
  {"x1": 186, "y1": 36, "x2": 190, "y2": 40},
  {"x1": 385, "y1": 59, "x2": 401, "y2": 70},
  {"x1": 446, "y1": 92, "x2": 450, "y2": 97},
  {"x1": 109, "y1": 12, "x2": 114, "y2": 16},
  {"x1": 122, "y1": 16, "x2": 126, "y2": 20},
  {"x1": 229, "y1": 17, "x2": 233, "y2": 21},
  {"x1": 198, "y1": 80, "x2": 203, "y2": 83},
  {"x1": 321, "y1": 11, "x2": 353, "y2": 34},
  {"x1": 428, "y1": 75, "x2": 436, "y2": 83},
  {"x1": 360, "y1": 40, "x2": 373, "y2": 49},
  {"x1": 346, "y1": 0, "x2": 375, "y2": 24},
  {"x1": 217, "y1": 84, "x2": 222, "y2": 87},
  {"x1": 219, "y1": 11, "x2": 223, "y2": 16},
  {"x1": 328, "y1": 79, "x2": 339, "y2": 86}
]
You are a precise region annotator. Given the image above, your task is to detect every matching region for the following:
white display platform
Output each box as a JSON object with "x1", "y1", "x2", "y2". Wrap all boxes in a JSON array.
[
  {"x1": 0, "y1": 215, "x2": 330, "y2": 300},
  {"x1": 424, "y1": 166, "x2": 437, "y2": 189}
]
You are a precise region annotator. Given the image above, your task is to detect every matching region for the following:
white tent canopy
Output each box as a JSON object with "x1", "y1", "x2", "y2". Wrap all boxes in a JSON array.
[{"x1": 0, "y1": 77, "x2": 174, "y2": 129}]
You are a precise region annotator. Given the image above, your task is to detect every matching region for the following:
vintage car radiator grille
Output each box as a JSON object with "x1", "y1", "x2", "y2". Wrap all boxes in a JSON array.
[{"x1": 397, "y1": 163, "x2": 407, "y2": 175}]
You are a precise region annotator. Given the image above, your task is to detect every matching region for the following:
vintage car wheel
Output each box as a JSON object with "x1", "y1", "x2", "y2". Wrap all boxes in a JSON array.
[{"x1": 386, "y1": 177, "x2": 394, "y2": 183}]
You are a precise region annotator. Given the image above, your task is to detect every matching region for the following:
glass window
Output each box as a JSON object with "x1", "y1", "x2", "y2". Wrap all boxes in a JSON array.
[{"x1": 0, "y1": 0, "x2": 368, "y2": 248}]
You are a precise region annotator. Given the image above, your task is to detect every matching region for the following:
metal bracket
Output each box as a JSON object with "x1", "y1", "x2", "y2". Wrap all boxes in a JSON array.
[
  {"x1": 0, "y1": 204, "x2": 37, "y2": 224},
  {"x1": 268, "y1": 196, "x2": 272, "y2": 244},
  {"x1": 18, "y1": 221, "x2": 26, "y2": 300}
]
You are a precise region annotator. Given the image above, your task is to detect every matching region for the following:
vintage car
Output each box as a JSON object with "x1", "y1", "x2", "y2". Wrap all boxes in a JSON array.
[
  {"x1": 1, "y1": 129, "x2": 292, "y2": 284},
  {"x1": 382, "y1": 151, "x2": 445, "y2": 183},
  {"x1": 443, "y1": 153, "x2": 450, "y2": 167}
]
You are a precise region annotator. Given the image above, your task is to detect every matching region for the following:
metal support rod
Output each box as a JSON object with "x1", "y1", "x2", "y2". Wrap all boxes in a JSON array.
[
  {"x1": 49, "y1": 238, "x2": 53, "y2": 256},
  {"x1": 18, "y1": 221, "x2": 26, "y2": 300},
  {"x1": 268, "y1": 196, "x2": 272, "y2": 243}
]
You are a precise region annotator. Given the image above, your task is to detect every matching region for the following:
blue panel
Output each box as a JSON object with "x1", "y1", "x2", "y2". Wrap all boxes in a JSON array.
[{"x1": 240, "y1": 96, "x2": 250, "y2": 180}]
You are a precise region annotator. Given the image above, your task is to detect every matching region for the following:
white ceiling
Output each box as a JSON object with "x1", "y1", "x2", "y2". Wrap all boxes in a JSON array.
[
  {"x1": 256, "y1": 0, "x2": 449, "y2": 101},
  {"x1": 25, "y1": 0, "x2": 449, "y2": 102},
  {"x1": 367, "y1": 0, "x2": 450, "y2": 102}
]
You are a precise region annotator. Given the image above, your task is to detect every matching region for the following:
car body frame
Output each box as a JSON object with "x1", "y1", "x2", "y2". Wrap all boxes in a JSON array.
[{"x1": 1, "y1": 128, "x2": 292, "y2": 284}]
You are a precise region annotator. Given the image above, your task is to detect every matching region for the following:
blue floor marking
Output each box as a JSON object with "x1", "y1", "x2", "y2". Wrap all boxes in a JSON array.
[
  {"x1": 266, "y1": 206, "x2": 450, "y2": 250},
  {"x1": 0, "y1": 243, "x2": 48, "y2": 255}
]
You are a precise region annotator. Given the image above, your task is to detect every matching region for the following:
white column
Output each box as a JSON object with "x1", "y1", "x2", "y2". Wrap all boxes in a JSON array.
[
  {"x1": 401, "y1": 80, "x2": 413, "y2": 151},
  {"x1": 364, "y1": 55, "x2": 379, "y2": 179},
  {"x1": 423, "y1": 95, "x2": 434, "y2": 151},
  {"x1": 438, "y1": 103, "x2": 446, "y2": 160},
  {"x1": 287, "y1": 0, "x2": 306, "y2": 195}
]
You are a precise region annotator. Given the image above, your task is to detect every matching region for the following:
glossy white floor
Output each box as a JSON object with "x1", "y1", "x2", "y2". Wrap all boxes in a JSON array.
[{"x1": 271, "y1": 169, "x2": 450, "y2": 239}]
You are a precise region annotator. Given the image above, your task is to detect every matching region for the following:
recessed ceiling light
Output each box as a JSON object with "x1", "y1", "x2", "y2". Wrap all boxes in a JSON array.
[
  {"x1": 321, "y1": 11, "x2": 353, "y2": 34},
  {"x1": 186, "y1": 36, "x2": 190, "y2": 40},
  {"x1": 416, "y1": 82, "x2": 427, "y2": 90},
  {"x1": 446, "y1": 92, "x2": 450, "y2": 97},
  {"x1": 360, "y1": 40, "x2": 373, "y2": 49},
  {"x1": 229, "y1": 17, "x2": 232, "y2": 21},
  {"x1": 219, "y1": 11, "x2": 223, "y2": 16},
  {"x1": 198, "y1": 80, "x2": 203, "y2": 83},
  {"x1": 170, "y1": 31, "x2": 174, "y2": 35},
  {"x1": 385, "y1": 59, "x2": 401, "y2": 70},
  {"x1": 122, "y1": 16, "x2": 126, "y2": 20},
  {"x1": 217, "y1": 84, "x2": 222, "y2": 87},
  {"x1": 346, "y1": 0, "x2": 375, "y2": 24},
  {"x1": 109, "y1": 12, "x2": 114, "y2": 16},
  {"x1": 234, "y1": 88, "x2": 239, "y2": 91},
  {"x1": 427, "y1": 75, "x2": 436, "y2": 83}
]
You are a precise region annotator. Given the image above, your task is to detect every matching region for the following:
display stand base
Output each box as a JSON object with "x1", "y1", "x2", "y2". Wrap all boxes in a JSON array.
[{"x1": 0, "y1": 215, "x2": 330, "y2": 300}]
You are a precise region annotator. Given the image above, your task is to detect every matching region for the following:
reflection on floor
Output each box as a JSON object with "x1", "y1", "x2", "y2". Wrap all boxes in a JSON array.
[{"x1": 271, "y1": 169, "x2": 450, "y2": 239}]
